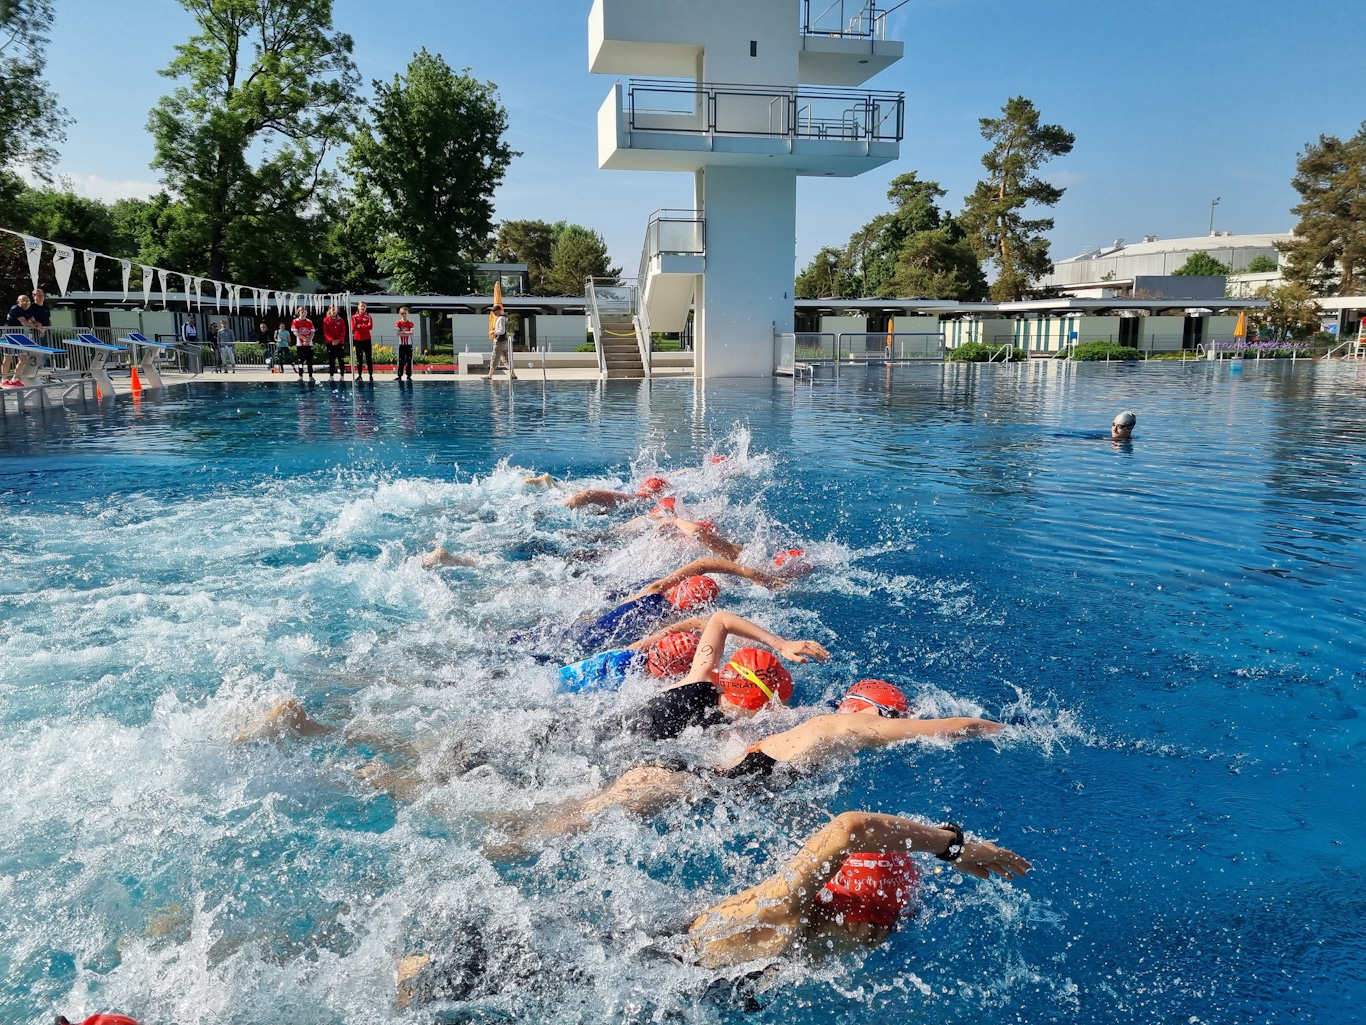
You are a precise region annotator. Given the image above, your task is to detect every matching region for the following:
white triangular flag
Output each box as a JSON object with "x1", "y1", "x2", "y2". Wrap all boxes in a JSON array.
[
  {"x1": 82, "y1": 249, "x2": 98, "y2": 292},
  {"x1": 140, "y1": 265, "x2": 153, "y2": 307},
  {"x1": 157, "y1": 269, "x2": 168, "y2": 308},
  {"x1": 51, "y1": 245, "x2": 74, "y2": 297},
  {"x1": 22, "y1": 236, "x2": 42, "y2": 289},
  {"x1": 121, "y1": 259, "x2": 131, "y2": 300},
  {"x1": 214, "y1": 281, "x2": 222, "y2": 312},
  {"x1": 193, "y1": 277, "x2": 202, "y2": 309}
]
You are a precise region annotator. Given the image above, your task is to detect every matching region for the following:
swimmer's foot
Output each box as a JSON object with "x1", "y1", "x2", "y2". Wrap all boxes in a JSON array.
[
  {"x1": 523, "y1": 472, "x2": 554, "y2": 486},
  {"x1": 234, "y1": 699, "x2": 333, "y2": 743},
  {"x1": 396, "y1": 952, "x2": 430, "y2": 1011},
  {"x1": 420, "y1": 547, "x2": 478, "y2": 569}
]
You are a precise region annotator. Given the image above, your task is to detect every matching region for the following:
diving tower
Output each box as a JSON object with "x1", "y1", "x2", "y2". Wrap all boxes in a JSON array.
[{"x1": 589, "y1": 0, "x2": 905, "y2": 378}]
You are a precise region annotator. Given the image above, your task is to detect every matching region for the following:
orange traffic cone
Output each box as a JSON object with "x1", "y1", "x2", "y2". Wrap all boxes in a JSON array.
[{"x1": 130, "y1": 364, "x2": 143, "y2": 393}]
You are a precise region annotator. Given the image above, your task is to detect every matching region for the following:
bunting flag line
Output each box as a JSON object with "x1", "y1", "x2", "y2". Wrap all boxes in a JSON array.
[
  {"x1": 121, "y1": 259, "x2": 131, "y2": 301},
  {"x1": 22, "y1": 235, "x2": 42, "y2": 289},
  {"x1": 51, "y1": 245, "x2": 74, "y2": 297},
  {"x1": 157, "y1": 268, "x2": 168, "y2": 309},
  {"x1": 82, "y1": 249, "x2": 98, "y2": 292},
  {"x1": 193, "y1": 277, "x2": 202, "y2": 310},
  {"x1": 214, "y1": 280, "x2": 222, "y2": 312},
  {"x1": 140, "y1": 265, "x2": 153, "y2": 307}
]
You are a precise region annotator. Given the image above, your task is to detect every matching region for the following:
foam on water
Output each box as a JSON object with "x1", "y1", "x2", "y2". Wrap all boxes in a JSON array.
[{"x1": 4, "y1": 366, "x2": 1366, "y2": 1023}]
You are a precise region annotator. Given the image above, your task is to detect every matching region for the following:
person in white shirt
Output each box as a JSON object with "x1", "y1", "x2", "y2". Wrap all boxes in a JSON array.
[{"x1": 486, "y1": 304, "x2": 516, "y2": 381}]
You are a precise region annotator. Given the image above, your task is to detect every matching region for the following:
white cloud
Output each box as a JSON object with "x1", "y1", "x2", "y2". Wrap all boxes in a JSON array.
[{"x1": 28, "y1": 169, "x2": 162, "y2": 202}]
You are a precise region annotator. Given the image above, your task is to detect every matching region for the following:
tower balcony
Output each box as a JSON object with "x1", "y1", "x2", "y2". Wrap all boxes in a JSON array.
[
  {"x1": 598, "y1": 78, "x2": 903, "y2": 177},
  {"x1": 799, "y1": 0, "x2": 904, "y2": 85}
]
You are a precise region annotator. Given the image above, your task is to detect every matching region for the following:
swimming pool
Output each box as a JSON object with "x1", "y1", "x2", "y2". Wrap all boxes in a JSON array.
[{"x1": 2, "y1": 361, "x2": 1364, "y2": 1024}]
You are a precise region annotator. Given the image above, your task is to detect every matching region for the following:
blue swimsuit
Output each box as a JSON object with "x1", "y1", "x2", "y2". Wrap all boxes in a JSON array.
[
  {"x1": 568, "y1": 591, "x2": 672, "y2": 650},
  {"x1": 558, "y1": 649, "x2": 645, "y2": 692}
]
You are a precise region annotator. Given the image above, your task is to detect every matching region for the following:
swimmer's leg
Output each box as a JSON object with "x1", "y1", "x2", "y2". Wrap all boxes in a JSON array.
[
  {"x1": 234, "y1": 699, "x2": 334, "y2": 743},
  {"x1": 482, "y1": 766, "x2": 701, "y2": 860},
  {"x1": 420, "y1": 546, "x2": 479, "y2": 569},
  {"x1": 563, "y1": 488, "x2": 633, "y2": 511}
]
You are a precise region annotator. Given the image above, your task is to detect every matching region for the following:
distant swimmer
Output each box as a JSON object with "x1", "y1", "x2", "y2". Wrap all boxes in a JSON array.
[
  {"x1": 1112, "y1": 410, "x2": 1136, "y2": 440},
  {"x1": 486, "y1": 679, "x2": 1001, "y2": 856},
  {"x1": 562, "y1": 556, "x2": 792, "y2": 652},
  {"x1": 678, "y1": 811, "x2": 1030, "y2": 969}
]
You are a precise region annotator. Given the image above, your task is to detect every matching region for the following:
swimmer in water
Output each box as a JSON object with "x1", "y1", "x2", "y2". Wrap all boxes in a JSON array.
[
  {"x1": 485, "y1": 680, "x2": 1000, "y2": 856},
  {"x1": 559, "y1": 556, "x2": 793, "y2": 652},
  {"x1": 1112, "y1": 410, "x2": 1136, "y2": 440},
  {"x1": 523, "y1": 473, "x2": 671, "y2": 511},
  {"x1": 679, "y1": 811, "x2": 1030, "y2": 969}
]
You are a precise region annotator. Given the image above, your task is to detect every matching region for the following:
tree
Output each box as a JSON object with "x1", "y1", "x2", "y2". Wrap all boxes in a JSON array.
[
  {"x1": 795, "y1": 172, "x2": 986, "y2": 301},
  {"x1": 492, "y1": 219, "x2": 557, "y2": 294},
  {"x1": 0, "y1": 0, "x2": 68, "y2": 199},
  {"x1": 1279, "y1": 127, "x2": 1366, "y2": 296},
  {"x1": 347, "y1": 49, "x2": 514, "y2": 294},
  {"x1": 1172, "y1": 252, "x2": 1231, "y2": 276},
  {"x1": 1244, "y1": 254, "x2": 1279, "y2": 274},
  {"x1": 961, "y1": 96, "x2": 1075, "y2": 301},
  {"x1": 1255, "y1": 282, "x2": 1320, "y2": 340},
  {"x1": 795, "y1": 246, "x2": 849, "y2": 298},
  {"x1": 545, "y1": 222, "x2": 617, "y2": 294},
  {"x1": 147, "y1": 0, "x2": 360, "y2": 285}
]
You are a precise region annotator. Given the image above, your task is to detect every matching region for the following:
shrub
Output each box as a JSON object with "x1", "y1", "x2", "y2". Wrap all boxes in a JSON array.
[
  {"x1": 948, "y1": 341, "x2": 1026, "y2": 362},
  {"x1": 1062, "y1": 341, "x2": 1143, "y2": 361},
  {"x1": 372, "y1": 345, "x2": 396, "y2": 363},
  {"x1": 575, "y1": 341, "x2": 596, "y2": 353},
  {"x1": 231, "y1": 344, "x2": 263, "y2": 362}
]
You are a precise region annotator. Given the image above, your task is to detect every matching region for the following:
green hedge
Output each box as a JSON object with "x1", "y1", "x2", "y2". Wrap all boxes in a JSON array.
[
  {"x1": 1061, "y1": 341, "x2": 1143, "y2": 361},
  {"x1": 947, "y1": 341, "x2": 1026, "y2": 362}
]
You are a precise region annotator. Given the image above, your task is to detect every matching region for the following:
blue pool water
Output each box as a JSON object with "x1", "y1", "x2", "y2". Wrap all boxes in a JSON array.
[{"x1": 2, "y1": 362, "x2": 1364, "y2": 1024}]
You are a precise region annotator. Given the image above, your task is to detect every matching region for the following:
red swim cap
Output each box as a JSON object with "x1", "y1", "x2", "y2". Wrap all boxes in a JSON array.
[
  {"x1": 817, "y1": 851, "x2": 920, "y2": 928},
  {"x1": 636, "y1": 477, "x2": 669, "y2": 498},
  {"x1": 647, "y1": 630, "x2": 701, "y2": 678},
  {"x1": 81, "y1": 1016, "x2": 140, "y2": 1025},
  {"x1": 773, "y1": 548, "x2": 804, "y2": 567},
  {"x1": 665, "y1": 574, "x2": 719, "y2": 610},
  {"x1": 651, "y1": 497, "x2": 677, "y2": 515},
  {"x1": 718, "y1": 648, "x2": 793, "y2": 709},
  {"x1": 838, "y1": 679, "x2": 909, "y2": 717},
  {"x1": 710, "y1": 455, "x2": 727, "y2": 464}
]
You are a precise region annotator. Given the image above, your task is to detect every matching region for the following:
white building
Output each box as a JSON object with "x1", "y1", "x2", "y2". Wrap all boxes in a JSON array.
[
  {"x1": 589, "y1": 0, "x2": 904, "y2": 377},
  {"x1": 1044, "y1": 232, "x2": 1290, "y2": 298}
]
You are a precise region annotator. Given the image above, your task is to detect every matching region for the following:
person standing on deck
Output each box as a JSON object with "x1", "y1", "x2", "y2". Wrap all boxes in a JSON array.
[
  {"x1": 323, "y1": 304, "x2": 347, "y2": 380},
  {"x1": 395, "y1": 306, "x2": 415, "y2": 382},
  {"x1": 273, "y1": 320, "x2": 294, "y2": 375},
  {"x1": 486, "y1": 304, "x2": 516, "y2": 381},
  {"x1": 291, "y1": 307, "x2": 316, "y2": 380},
  {"x1": 257, "y1": 320, "x2": 275, "y2": 369},
  {"x1": 216, "y1": 320, "x2": 236, "y2": 372},
  {"x1": 1, "y1": 294, "x2": 37, "y2": 385},
  {"x1": 28, "y1": 288, "x2": 50, "y2": 342},
  {"x1": 350, "y1": 301, "x2": 374, "y2": 381}
]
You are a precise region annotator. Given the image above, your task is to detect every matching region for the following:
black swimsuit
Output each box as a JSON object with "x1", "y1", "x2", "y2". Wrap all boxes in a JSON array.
[
  {"x1": 715, "y1": 748, "x2": 778, "y2": 779},
  {"x1": 629, "y1": 680, "x2": 726, "y2": 740}
]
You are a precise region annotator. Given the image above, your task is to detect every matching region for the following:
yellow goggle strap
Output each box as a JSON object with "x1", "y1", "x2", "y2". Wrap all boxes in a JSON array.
[{"x1": 727, "y1": 660, "x2": 777, "y2": 704}]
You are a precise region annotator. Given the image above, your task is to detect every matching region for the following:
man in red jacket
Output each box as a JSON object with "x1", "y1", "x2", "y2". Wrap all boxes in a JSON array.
[
  {"x1": 350, "y1": 301, "x2": 374, "y2": 381},
  {"x1": 322, "y1": 304, "x2": 347, "y2": 380}
]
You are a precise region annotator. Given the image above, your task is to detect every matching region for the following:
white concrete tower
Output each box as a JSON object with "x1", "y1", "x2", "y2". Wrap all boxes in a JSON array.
[{"x1": 589, "y1": 0, "x2": 904, "y2": 378}]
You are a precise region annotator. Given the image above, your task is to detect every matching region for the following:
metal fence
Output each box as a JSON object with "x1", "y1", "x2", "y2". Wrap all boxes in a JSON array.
[
  {"x1": 838, "y1": 332, "x2": 945, "y2": 361},
  {"x1": 803, "y1": 0, "x2": 887, "y2": 38}
]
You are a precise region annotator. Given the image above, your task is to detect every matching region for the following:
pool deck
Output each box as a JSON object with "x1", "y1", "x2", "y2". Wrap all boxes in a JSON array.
[{"x1": 155, "y1": 365, "x2": 695, "y2": 386}]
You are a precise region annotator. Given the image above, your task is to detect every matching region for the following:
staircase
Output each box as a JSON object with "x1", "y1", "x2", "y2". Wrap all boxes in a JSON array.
[{"x1": 599, "y1": 314, "x2": 646, "y2": 378}]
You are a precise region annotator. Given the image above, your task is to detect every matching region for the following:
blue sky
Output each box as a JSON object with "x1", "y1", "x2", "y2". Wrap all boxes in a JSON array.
[{"x1": 44, "y1": 0, "x2": 1366, "y2": 273}]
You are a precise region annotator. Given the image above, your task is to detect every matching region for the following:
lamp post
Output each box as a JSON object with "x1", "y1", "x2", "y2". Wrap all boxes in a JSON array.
[{"x1": 1208, "y1": 197, "x2": 1220, "y2": 236}]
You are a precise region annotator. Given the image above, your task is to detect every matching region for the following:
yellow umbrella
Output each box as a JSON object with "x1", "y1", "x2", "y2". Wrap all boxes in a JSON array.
[
  {"x1": 1234, "y1": 311, "x2": 1247, "y2": 339},
  {"x1": 885, "y1": 316, "x2": 894, "y2": 357},
  {"x1": 489, "y1": 280, "x2": 503, "y2": 341}
]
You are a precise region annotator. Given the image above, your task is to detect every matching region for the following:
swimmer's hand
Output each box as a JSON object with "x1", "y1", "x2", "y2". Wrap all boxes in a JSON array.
[
  {"x1": 524, "y1": 473, "x2": 554, "y2": 487},
  {"x1": 773, "y1": 639, "x2": 830, "y2": 664},
  {"x1": 953, "y1": 841, "x2": 1031, "y2": 881}
]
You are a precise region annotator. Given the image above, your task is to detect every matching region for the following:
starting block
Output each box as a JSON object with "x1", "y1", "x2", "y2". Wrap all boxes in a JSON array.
[
  {"x1": 119, "y1": 332, "x2": 174, "y2": 390},
  {"x1": 70, "y1": 333, "x2": 128, "y2": 397},
  {"x1": 0, "y1": 331, "x2": 64, "y2": 387}
]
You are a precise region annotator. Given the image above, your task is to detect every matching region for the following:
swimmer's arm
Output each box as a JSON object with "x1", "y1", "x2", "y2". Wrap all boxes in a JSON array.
[
  {"x1": 562, "y1": 488, "x2": 636, "y2": 510},
  {"x1": 776, "y1": 812, "x2": 1030, "y2": 905},
  {"x1": 760, "y1": 715, "x2": 1002, "y2": 762},
  {"x1": 628, "y1": 617, "x2": 708, "y2": 651},
  {"x1": 682, "y1": 611, "x2": 829, "y2": 683},
  {"x1": 645, "y1": 557, "x2": 784, "y2": 594},
  {"x1": 673, "y1": 519, "x2": 743, "y2": 561}
]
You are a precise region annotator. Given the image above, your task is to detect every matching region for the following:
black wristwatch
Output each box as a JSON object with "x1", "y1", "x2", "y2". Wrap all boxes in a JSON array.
[{"x1": 936, "y1": 822, "x2": 965, "y2": 862}]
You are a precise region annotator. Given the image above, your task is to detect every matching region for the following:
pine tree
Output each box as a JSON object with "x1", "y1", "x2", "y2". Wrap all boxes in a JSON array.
[
  {"x1": 1279, "y1": 127, "x2": 1366, "y2": 296},
  {"x1": 961, "y1": 97, "x2": 1074, "y2": 302}
]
